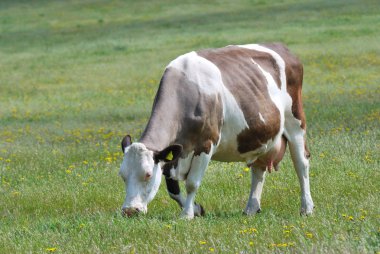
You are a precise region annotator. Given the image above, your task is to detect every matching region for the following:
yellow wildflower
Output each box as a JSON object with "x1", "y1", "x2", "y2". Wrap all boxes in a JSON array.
[
  {"x1": 209, "y1": 247, "x2": 215, "y2": 252},
  {"x1": 45, "y1": 247, "x2": 57, "y2": 252},
  {"x1": 305, "y1": 232, "x2": 313, "y2": 239},
  {"x1": 199, "y1": 241, "x2": 207, "y2": 245},
  {"x1": 240, "y1": 227, "x2": 258, "y2": 234}
]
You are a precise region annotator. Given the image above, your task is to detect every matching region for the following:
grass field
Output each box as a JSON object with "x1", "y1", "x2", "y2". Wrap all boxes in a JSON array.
[{"x1": 1, "y1": 0, "x2": 379, "y2": 253}]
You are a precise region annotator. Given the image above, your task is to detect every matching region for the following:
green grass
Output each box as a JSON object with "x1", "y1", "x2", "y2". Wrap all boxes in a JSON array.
[{"x1": 1, "y1": 0, "x2": 379, "y2": 253}]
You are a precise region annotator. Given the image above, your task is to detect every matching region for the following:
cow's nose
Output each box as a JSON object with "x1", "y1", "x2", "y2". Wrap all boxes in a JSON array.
[{"x1": 121, "y1": 207, "x2": 141, "y2": 217}]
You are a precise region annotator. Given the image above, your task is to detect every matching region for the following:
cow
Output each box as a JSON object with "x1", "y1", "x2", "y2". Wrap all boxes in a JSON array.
[{"x1": 119, "y1": 43, "x2": 314, "y2": 219}]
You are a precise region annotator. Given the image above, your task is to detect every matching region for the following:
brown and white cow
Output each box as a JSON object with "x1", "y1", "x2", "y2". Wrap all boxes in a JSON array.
[{"x1": 119, "y1": 43, "x2": 314, "y2": 219}]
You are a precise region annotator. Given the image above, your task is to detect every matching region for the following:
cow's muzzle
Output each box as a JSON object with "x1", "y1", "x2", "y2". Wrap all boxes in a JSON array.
[{"x1": 121, "y1": 207, "x2": 143, "y2": 217}]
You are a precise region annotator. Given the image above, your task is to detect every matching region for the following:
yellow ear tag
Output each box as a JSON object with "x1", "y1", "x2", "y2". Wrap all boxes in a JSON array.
[{"x1": 166, "y1": 151, "x2": 173, "y2": 161}]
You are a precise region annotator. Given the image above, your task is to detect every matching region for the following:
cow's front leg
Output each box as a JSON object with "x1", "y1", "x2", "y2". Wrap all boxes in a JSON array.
[
  {"x1": 165, "y1": 177, "x2": 186, "y2": 208},
  {"x1": 181, "y1": 152, "x2": 211, "y2": 219},
  {"x1": 244, "y1": 167, "x2": 266, "y2": 215}
]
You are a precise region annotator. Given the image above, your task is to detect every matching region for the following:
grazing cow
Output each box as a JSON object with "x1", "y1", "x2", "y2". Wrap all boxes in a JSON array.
[{"x1": 119, "y1": 43, "x2": 314, "y2": 219}]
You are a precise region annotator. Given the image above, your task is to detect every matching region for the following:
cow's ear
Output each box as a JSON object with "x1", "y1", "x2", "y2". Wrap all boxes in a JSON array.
[
  {"x1": 121, "y1": 135, "x2": 132, "y2": 153},
  {"x1": 154, "y1": 144, "x2": 183, "y2": 163}
]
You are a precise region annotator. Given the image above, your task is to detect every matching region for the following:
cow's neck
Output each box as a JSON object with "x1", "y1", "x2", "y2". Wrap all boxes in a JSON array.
[
  {"x1": 139, "y1": 69, "x2": 181, "y2": 152},
  {"x1": 139, "y1": 115, "x2": 179, "y2": 152}
]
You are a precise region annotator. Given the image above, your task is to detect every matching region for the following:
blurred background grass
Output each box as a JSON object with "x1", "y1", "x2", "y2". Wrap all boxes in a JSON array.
[{"x1": 0, "y1": 0, "x2": 379, "y2": 253}]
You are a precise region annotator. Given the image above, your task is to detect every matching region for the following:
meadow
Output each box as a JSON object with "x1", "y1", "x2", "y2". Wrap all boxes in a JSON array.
[{"x1": 0, "y1": 0, "x2": 379, "y2": 253}]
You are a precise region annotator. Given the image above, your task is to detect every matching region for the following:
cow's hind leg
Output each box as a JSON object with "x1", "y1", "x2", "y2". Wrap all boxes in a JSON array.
[
  {"x1": 244, "y1": 166, "x2": 266, "y2": 215},
  {"x1": 285, "y1": 115, "x2": 314, "y2": 215},
  {"x1": 181, "y1": 152, "x2": 211, "y2": 219}
]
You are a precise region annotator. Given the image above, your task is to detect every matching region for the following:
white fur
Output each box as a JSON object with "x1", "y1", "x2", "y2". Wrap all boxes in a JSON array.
[
  {"x1": 167, "y1": 51, "x2": 222, "y2": 96},
  {"x1": 119, "y1": 143, "x2": 161, "y2": 213},
  {"x1": 285, "y1": 116, "x2": 314, "y2": 215},
  {"x1": 181, "y1": 144, "x2": 215, "y2": 219},
  {"x1": 259, "y1": 112, "x2": 266, "y2": 123},
  {"x1": 170, "y1": 151, "x2": 194, "y2": 181}
]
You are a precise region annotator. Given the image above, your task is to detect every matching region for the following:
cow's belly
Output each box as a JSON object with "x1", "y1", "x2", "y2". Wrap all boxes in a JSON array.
[
  {"x1": 211, "y1": 100, "x2": 250, "y2": 162},
  {"x1": 212, "y1": 144, "x2": 244, "y2": 162},
  {"x1": 212, "y1": 91, "x2": 288, "y2": 164},
  {"x1": 212, "y1": 128, "x2": 285, "y2": 164}
]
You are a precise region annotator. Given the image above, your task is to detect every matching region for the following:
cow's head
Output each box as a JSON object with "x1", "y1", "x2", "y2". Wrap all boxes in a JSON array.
[{"x1": 119, "y1": 135, "x2": 182, "y2": 217}]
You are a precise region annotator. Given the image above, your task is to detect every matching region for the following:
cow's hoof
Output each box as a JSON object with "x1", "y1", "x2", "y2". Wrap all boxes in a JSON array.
[
  {"x1": 300, "y1": 211, "x2": 313, "y2": 216},
  {"x1": 300, "y1": 197, "x2": 314, "y2": 216},
  {"x1": 194, "y1": 203, "x2": 205, "y2": 217},
  {"x1": 180, "y1": 211, "x2": 194, "y2": 220},
  {"x1": 300, "y1": 206, "x2": 314, "y2": 216},
  {"x1": 243, "y1": 207, "x2": 261, "y2": 216}
]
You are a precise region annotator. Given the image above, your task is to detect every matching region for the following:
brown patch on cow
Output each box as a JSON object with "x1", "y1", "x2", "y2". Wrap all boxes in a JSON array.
[
  {"x1": 261, "y1": 43, "x2": 306, "y2": 129},
  {"x1": 198, "y1": 46, "x2": 281, "y2": 153},
  {"x1": 140, "y1": 67, "x2": 223, "y2": 157},
  {"x1": 236, "y1": 115, "x2": 280, "y2": 154},
  {"x1": 199, "y1": 46, "x2": 282, "y2": 88},
  {"x1": 196, "y1": 139, "x2": 213, "y2": 156},
  {"x1": 261, "y1": 43, "x2": 310, "y2": 157}
]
